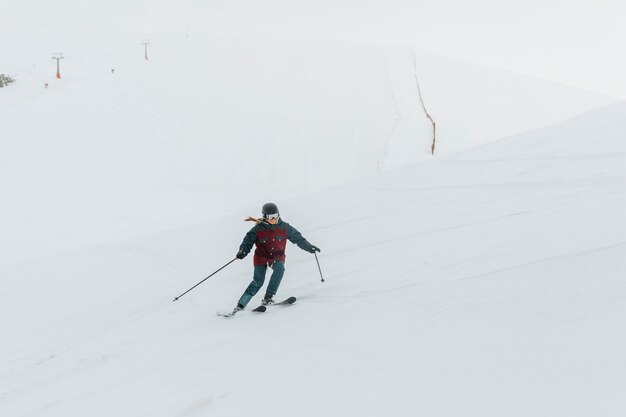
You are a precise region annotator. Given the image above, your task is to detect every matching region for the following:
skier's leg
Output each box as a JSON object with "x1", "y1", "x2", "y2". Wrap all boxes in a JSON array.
[
  {"x1": 265, "y1": 261, "x2": 285, "y2": 298},
  {"x1": 237, "y1": 265, "x2": 267, "y2": 307}
]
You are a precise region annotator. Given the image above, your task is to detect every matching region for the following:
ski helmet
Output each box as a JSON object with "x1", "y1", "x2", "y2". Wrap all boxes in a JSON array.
[{"x1": 262, "y1": 202, "x2": 279, "y2": 218}]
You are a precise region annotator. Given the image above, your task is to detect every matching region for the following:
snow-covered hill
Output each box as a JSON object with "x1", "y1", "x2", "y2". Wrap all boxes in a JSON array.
[
  {"x1": 1, "y1": 37, "x2": 616, "y2": 266},
  {"x1": 2, "y1": 100, "x2": 626, "y2": 416},
  {"x1": 3, "y1": 4, "x2": 626, "y2": 414}
]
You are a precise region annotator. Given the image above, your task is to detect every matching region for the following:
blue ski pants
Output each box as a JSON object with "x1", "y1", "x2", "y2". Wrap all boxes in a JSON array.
[{"x1": 238, "y1": 261, "x2": 285, "y2": 307}]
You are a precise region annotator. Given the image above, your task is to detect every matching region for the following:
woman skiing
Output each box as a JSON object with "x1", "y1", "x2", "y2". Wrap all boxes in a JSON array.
[{"x1": 233, "y1": 203, "x2": 320, "y2": 313}]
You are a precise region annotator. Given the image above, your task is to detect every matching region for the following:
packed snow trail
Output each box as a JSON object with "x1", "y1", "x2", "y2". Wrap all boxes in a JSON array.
[{"x1": 2, "y1": 102, "x2": 626, "y2": 416}]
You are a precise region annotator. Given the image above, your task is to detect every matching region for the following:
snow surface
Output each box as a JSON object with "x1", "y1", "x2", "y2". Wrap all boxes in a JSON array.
[
  {"x1": 0, "y1": 37, "x2": 616, "y2": 266},
  {"x1": 2, "y1": 99, "x2": 626, "y2": 416},
  {"x1": 2, "y1": 18, "x2": 626, "y2": 417}
]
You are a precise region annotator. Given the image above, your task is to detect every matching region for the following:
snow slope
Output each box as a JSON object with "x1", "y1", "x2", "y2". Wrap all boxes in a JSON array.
[
  {"x1": 2, "y1": 101, "x2": 626, "y2": 417},
  {"x1": 3, "y1": 6, "x2": 625, "y2": 412},
  {"x1": 0, "y1": 37, "x2": 616, "y2": 266}
]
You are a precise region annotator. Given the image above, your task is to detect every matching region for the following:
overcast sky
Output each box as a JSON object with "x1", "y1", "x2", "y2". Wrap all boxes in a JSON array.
[
  {"x1": 3, "y1": 0, "x2": 625, "y2": 98},
  {"x1": 197, "y1": 0, "x2": 626, "y2": 98}
]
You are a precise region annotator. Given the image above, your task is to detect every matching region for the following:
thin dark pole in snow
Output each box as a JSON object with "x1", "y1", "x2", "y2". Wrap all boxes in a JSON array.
[
  {"x1": 314, "y1": 252, "x2": 325, "y2": 283},
  {"x1": 142, "y1": 39, "x2": 150, "y2": 60},
  {"x1": 173, "y1": 258, "x2": 237, "y2": 302}
]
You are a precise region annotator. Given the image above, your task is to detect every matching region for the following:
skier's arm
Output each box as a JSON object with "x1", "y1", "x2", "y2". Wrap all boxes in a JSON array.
[
  {"x1": 286, "y1": 223, "x2": 320, "y2": 253},
  {"x1": 237, "y1": 227, "x2": 257, "y2": 258}
]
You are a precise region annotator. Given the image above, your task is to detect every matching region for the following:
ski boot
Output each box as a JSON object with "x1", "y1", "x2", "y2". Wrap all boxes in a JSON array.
[{"x1": 261, "y1": 294, "x2": 274, "y2": 306}]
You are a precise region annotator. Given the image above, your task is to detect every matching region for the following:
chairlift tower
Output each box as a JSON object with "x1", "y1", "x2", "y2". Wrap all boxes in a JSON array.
[{"x1": 52, "y1": 53, "x2": 64, "y2": 79}]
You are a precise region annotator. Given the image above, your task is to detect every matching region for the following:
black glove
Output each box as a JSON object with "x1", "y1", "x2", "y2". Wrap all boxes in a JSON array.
[
  {"x1": 236, "y1": 248, "x2": 248, "y2": 259},
  {"x1": 308, "y1": 245, "x2": 321, "y2": 253}
]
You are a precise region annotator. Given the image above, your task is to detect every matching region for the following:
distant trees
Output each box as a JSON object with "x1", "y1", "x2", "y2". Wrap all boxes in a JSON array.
[{"x1": 0, "y1": 74, "x2": 16, "y2": 88}]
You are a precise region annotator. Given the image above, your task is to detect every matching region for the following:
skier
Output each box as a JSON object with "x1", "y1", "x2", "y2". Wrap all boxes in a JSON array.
[{"x1": 232, "y1": 203, "x2": 320, "y2": 313}]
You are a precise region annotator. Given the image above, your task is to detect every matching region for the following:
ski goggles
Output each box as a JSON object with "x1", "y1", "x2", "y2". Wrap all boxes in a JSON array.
[{"x1": 263, "y1": 212, "x2": 280, "y2": 220}]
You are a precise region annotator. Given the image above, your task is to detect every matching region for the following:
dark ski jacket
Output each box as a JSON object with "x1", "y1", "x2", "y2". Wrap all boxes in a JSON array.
[{"x1": 239, "y1": 219, "x2": 315, "y2": 266}]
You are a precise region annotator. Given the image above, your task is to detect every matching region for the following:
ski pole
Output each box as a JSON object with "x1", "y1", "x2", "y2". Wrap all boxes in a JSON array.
[
  {"x1": 173, "y1": 258, "x2": 237, "y2": 302},
  {"x1": 314, "y1": 252, "x2": 325, "y2": 283}
]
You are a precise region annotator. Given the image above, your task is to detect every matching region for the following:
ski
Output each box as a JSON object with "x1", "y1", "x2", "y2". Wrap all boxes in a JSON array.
[
  {"x1": 272, "y1": 296, "x2": 297, "y2": 306},
  {"x1": 217, "y1": 297, "x2": 295, "y2": 318},
  {"x1": 254, "y1": 296, "x2": 297, "y2": 311},
  {"x1": 216, "y1": 311, "x2": 236, "y2": 318},
  {"x1": 217, "y1": 305, "x2": 267, "y2": 318}
]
